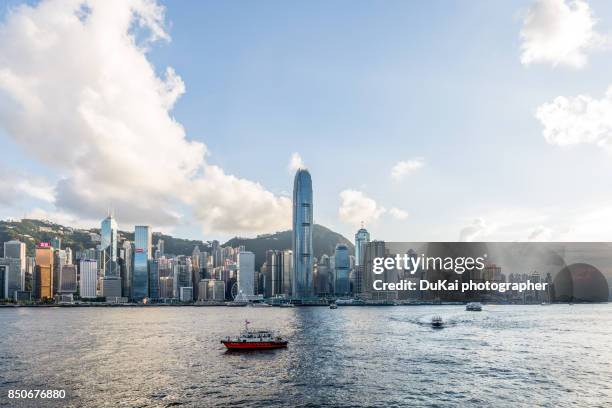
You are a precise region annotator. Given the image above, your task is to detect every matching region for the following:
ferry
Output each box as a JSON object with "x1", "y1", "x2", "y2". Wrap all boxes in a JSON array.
[
  {"x1": 466, "y1": 302, "x2": 483, "y2": 311},
  {"x1": 221, "y1": 320, "x2": 288, "y2": 350},
  {"x1": 431, "y1": 316, "x2": 444, "y2": 328}
]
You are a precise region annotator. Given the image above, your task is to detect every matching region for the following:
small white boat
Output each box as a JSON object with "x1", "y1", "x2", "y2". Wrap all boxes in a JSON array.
[
  {"x1": 431, "y1": 316, "x2": 444, "y2": 328},
  {"x1": 279, "y1": 303, "x2": 294, "y2": 308},
  {"x1": 329, "y1": 303, "x2": 338, "y2": 309},
  {"x1": 250, "y1": 302, "x2": 271, "y2": 308},
  {"x1": 466, "y1": 302, "x2": 482, "y2": 311}
]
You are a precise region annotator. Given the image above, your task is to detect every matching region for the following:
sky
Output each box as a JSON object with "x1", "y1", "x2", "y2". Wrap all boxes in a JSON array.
[{"x1": 1, "y1": 0, "x2": 612, "y2": 243}]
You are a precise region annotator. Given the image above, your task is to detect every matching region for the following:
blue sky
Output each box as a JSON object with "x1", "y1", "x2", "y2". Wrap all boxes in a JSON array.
[{"x1": 1, "y1": 0, "x2": 612, "y2": 242}]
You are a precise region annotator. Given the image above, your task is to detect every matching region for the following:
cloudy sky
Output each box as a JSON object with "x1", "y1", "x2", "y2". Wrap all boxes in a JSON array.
[{"x1": 1, "y1": 0, "x2": 612, "y2": 243}]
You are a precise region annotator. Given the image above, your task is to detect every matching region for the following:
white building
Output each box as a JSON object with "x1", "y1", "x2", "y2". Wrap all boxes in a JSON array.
[
  {"x1": 79, "y1": 259, "x2": 97, "y2": 298},
  {"x1": 237, "y1": 251, "x2": 255, "y2": 299}
]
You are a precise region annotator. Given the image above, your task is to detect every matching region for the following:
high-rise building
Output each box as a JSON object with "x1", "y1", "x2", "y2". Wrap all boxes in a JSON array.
[
  {"x1": 51, "y1": 237, "x2": 62, "y2": 250},
  {"x1": 3, "y1": 240, "x2": 26, "y2": 291},
  {"x1": 132, "y1": 226, "x2": 151, "y2": 300},
  {"x1": 192, "y1": 246, "x2": 202, "y2": 300},
  {"x1": 334, "y1": 244, "x2": 350, "y2": 295},
  {"x1": 0, "y1": 265, "x2": 7, "y2": 299},
  {"x1": 65, "y1": 247, "x2": 73, "y2": 265},
  {"x1": 292, "y1": 168, "x2": 313, "y2": 299},
  {"x1": 237, "y1": 251, "x2": 255, "y2": 298},
  {"x1": 35, "y1": 243, "x2": 54, "y2": 299},
  {"x1": 59, "y1": 264, "x2": 77, "y2": 294},
  {"x1": 53, "y1": 249, "x2": 67, "y2": 295},
  {"x1": 119, "y1": 241, "x2": 133, "y2": 298},
  {"x1": 0, "y1": 257, "x2": 22, "y2": 299},
  {"x1": 282, "y1": 250, "x2": 293, "y2": 296},
  {"x1": 315, "y1": 254, "x2": 331, "y2": 296},
  {"x1": 175, "y1": 256, "x2": 192, "y2": 299},
  {"x1": 101, "y1": 215, "x2": 118, "y2": 277},
  {"x1": 354, "y1": 227, "x2": 370, "y2": 294},
  {"x1": 354, "y1": 226, "x2": 370, "y2": 267},
  {"x1": 157, "y1": 239, "x2": 165, "y2": 257},
  {"x1": 148, "y1": 259, "x2": 160, "y2": 299},
  {"x1": 79, "y1": 259, "x2": 97, "y2": 298}
]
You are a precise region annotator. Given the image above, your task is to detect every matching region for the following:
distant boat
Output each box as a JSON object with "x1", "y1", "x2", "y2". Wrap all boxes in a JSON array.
[
  {"x1": 329, "y1": 303, "x2": 338, "y2": 309},
  {"x1": 466, "y1": 302, "x2": 482, "y2": 311},
  {"x1": 226, "y1": 301, "x2": 248, "y2": 307},
  {"x1": 221, "y1": 320, "x2": 288, "y2": 350},
  {"x1": 279, "y1": 303, "x2": 294, "y2": 308},
  {"x1": 431, "y1": 316, "x2": 444, "y2": 328},
  {"x1": 251, "y1": 302, "x2": 271, "y2": 308}
]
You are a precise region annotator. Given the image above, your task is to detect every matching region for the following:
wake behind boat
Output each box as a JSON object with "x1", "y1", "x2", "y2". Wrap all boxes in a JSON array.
[{"x1": 221, "y1": 320, "x2": 288, "y2": 350}]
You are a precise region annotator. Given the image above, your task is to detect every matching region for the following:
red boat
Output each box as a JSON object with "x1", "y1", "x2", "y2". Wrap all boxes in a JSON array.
[{"x1": 221, "y1": 320, "x2": 288, "y2": 350}]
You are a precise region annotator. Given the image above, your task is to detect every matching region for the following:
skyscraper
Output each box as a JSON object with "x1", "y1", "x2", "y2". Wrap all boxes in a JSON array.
[
  {"x1": 35, "y1": 243, "x2": 54, "y2": 299},
  {"x1": 292, "y1": 168, "x2": 313, "y2": 299},
  {"x1": 354, "y1": 226, "x2": 370, "y2": 267},
  {"x1": 101, "y1": 215, "x2": 118, "y2": 277},
  {"x1": 237, "y1": 251, "x2": 255, "y2": 298},
  {"x1": 334, "y1": 244, "x2": 350, "y2": 295},
  {"x1": 119, "y1": 241, "x2": 133, "y2": 298},
  {"x1": 3, "y1": 240, "x2": 25, "y2": 291},
  {"x1": 79, "y1": 259, "x2": 97, "y2": 298},
  {"x1": 133, "y1": 225, "x2": 151, "y2": 300}
]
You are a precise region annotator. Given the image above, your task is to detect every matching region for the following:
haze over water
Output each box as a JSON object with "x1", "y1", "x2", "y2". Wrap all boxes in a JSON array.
[{"x1": 1, "y1": 305, "x2": 611, "y2": 407}]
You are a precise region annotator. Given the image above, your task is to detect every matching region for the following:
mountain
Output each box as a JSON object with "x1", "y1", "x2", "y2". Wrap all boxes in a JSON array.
[
  {"x1": 224, "y1": 224, "x2": 354, "y2": 270},
  {"x1": 0, "y1": 219, "x2": 353, "y2": 270}
]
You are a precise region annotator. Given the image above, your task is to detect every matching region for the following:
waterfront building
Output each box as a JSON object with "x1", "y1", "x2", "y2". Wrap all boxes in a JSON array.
[
  {"x1": 119, "y1": 241, "x2": 133, "y2": 298},
  {"x1": 148, "y1": 259, "x2": 160, "y2": 299},
  {"x1": 175, "y1": 256, "x2": 192, "y2": 299},
  {"x1": 355, "y1": 226, "x2": 370, "y2": 267},
  {"x1": 237, "y1": 251, "x2": 255, "y2": 298},
  {"x1": 133, "y1": 226, "x2": 151, "y2": 300},
  {"x1": 53, "y1": 249, "x2": 67, "y2": 295},
  {"x1": 102, "y1": 276, "x2": 122, "y2": 300},
  {"x1": 79, "y1": 259, "x2": 97, "y2": 298},
  {"x1": 3, "y1": 240, "x2": 26, "y2": 290},
  {"x1": 35, "y1": 243, "x2": 54, "y2": 300},
  {"x1": 334, "y1": 244, "x2": 350, "y2": 296},
  {"x1": 59, "y1": 264, "x2": 77, "y2": 294},
  {"x1": 0, "y1": 257, "x2": 22, "y2": 299},
  {"x1": 282, "y1": 250, "x2": 292, "y2": 296},
  {"x1": 315, "y1": 254, "x2": 331, "y2": 296},
  {"x1": 179, "y1": 286, "x2": 193, "y2": 302},
  {"x1": 101, "y1": 215, "x2": 118, "y2": 277},
  {"x1": 362, "y1": 240, "x2": 388, "y2": 299},
  {"x1": 0, "y1": 265, "x2": 7, "y2": 299},
  {"x1": 192, "y1": 246, "x2": 202, "y2": 300},
  {"x1": 292, "y1": 168, "x2": 313, "y2": 298}
]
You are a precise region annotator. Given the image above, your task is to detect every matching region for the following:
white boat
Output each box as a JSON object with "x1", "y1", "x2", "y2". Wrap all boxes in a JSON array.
[
  {"x1": 250, "y1": 302, "x2": 272, "y2": 308},
  {"x1": 329, "y1": 303, "x2": 338, "y2": 309},
  {"x1": 466, "y1": 302, "x2": 482, "y2": 311},
  {"x1": 279, "y1": 303, "x2": 294, "y2": 308}
]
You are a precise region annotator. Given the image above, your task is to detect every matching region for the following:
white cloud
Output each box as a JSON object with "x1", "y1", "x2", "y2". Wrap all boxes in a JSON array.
[
  {"x1": 0, "y1": 0, "x2": 290, "y2": 235},
  {"x1": 389, "y1": 207, "x2": 408, "y2": 220},
  {"x1": 391, "y1": 159, "x2": 424, "y2": 182},
  {"x1": 459, "y1": 218, "x2": 489, "y2": 242},
  {"x1": 536, "y1": 86, "x2": 612, "y2": 149},
  {"x1": 528, "y1": 225, "x2": 554, "y2": 241},
  {"x1": 338, "y1": 190, "x2": 386, "y2": 226},
  {"x1": 520, "y1": 0, "x2": 604, "y2": 68},
  {"x1": 288, "y1": 152, "x2": 305, "y2": 172}
]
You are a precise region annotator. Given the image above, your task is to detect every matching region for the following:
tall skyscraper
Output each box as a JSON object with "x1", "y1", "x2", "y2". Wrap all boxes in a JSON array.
[
  {"x1": 59, "y1": 264, "x2": 77, "y2": 294},
  {"x1": 35, "y1": 243, "x2": 54, "y2": 299},
  {"x1": 0, "y1": 258, "x2": 20, "y2": 299},
  {"x1": 334, "y1": 244, "x2": 350, "y2": 295},
  {"x1": 79, "y1": 259, "x2": 97, "y2": 298},
  {"x1": 354, "y1": 226, "x2": 370, "y2": 267},
  {"x1": 101, "y1": 215, "x2": 118, "y2": 277},
  {"x1": 281, "y1": 250, "x2": 293, "y2": 296},
  {"x1": 3, "y1": 240, "x2": 25, "y2": 291},
  {"x1": 237, "y1": 251, "x2": 255, "y2": 298},
  {"x1": 119, "y1": 241, "x2": 133, "y2": 298},
  {"x1": 148, "y1": 259, "x2": 160, "y2": 299},
  {"x1": 292, "y1": 168, "x2": 313, "y2": 299},
  {"x1": 133, "y1": 225, "x2": 151, "y2": 300}
]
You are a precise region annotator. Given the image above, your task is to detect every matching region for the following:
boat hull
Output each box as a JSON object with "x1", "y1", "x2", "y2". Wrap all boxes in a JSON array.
[{"x1": 222, "y1": 341, "x2": 288, "y2": 350}]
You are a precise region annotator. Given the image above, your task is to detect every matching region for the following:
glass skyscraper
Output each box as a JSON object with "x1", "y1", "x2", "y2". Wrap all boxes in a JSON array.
[
  {"x1": 101, "y1": 215, "x2": 118, "y2": 277},
  {"x1": 292, "y1": 169, "x2": 313, "y2": 299},
  {"x1": 133, "y1": 225, "x2": 151, "y2": 300},
  {"x1": 354, "y1": 226, "x2": 370, "y2": 266},
  {"x1": 334, "y1": 244, "x2": 350, "y2": 295}
]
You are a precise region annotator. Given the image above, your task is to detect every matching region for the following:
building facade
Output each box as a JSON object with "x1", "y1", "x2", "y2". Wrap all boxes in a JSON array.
[{"x1": 133, "y1": 226, "x2": 151, "y2": 300}]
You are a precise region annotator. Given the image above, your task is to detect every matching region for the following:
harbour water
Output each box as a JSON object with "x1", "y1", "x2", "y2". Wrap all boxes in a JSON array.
[{"x1": 1, "y1": 304, "x2": 611, "y2": 407}]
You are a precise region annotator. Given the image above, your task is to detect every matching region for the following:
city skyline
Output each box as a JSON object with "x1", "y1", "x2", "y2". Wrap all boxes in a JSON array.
[{"x1": 2, "y1": 1, "x2": 612, "y2": 243}]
